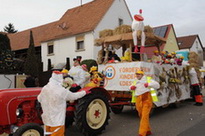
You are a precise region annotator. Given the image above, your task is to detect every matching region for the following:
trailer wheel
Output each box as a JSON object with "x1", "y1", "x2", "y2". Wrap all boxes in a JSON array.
[
  {"x1": 74, "y1": 91, "x2": 110, "y2": 136},
  {"x1": 170, "y1": 102, "x2": 181, "y2": 108},
  {"x1": 111, "y1": 105, "x2": 124, "y2": 114},
  {"x1": 110, "y1": 98, "x2": 124, "y2": 114},
  {"x1": 13, "y1": 123, "x2": 43, "y2": 136}
]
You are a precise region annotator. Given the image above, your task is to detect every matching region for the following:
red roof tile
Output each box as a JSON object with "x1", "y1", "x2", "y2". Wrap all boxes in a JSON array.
[
  {"x1": 8, "y1": 0, "x2": 114, "y2": 51},
  {"x1": 177, "y1": 35, "x2": 197, "y2": 49}
]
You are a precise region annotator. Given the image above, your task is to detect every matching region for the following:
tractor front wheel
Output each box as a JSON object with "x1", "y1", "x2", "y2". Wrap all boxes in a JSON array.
[{"x1": 13, "y1": 123, "x2": 43, "y2": 136}]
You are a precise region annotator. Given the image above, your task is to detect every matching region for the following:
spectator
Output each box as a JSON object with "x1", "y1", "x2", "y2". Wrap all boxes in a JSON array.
[
  {"x1": 189, "y1": 67, "x2": 203, "y2": 106},
  {"x1": 24, "y1": 75, "x2": 36, "y2": 87}
]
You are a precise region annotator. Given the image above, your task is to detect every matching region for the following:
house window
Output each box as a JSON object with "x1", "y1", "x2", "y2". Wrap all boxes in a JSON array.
[
  {"x1": 77, "y1": 41, "x2": 84, "y2": 50},
  {"x1": 119, "y1": 18, "x2": 123, "y2": 26},
  {"x1": 47, "y1": 42, "x2": 54, "y2": 55},
  {"x1": 76, "y1": 35, "x2": 85, "y2": 51},
  {"x1": 196, "y1": 41, "x2": 198, "y2": 50}
]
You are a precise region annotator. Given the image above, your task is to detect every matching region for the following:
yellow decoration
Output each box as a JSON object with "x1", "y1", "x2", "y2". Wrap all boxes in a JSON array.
[
  {"x1": 85, "y1": 72, "x2": 103, "y2": 87},
  {"x1": 180, "y1": 56, "x2": 184, "y2": 59},
  {"x1": 90, "y1": 66, "x2": 97, "y2": 73},
  {"x1": 154, "y1": 50, "x2": 159, "y2": 53},
  {"x1": 160, "y1": 51, "x2": 166, "y2": 54},
  {"x1": 120, "y1": 48, "x2": 131, "y2": 61},
  {"x1": 61, "y1": 69, "x2": 69, "y2": 74}
]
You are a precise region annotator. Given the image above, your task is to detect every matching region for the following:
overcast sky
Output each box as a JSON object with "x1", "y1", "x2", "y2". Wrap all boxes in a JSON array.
[{"x1": 1, "y1": 0, "x2": 205, "y2": 46}]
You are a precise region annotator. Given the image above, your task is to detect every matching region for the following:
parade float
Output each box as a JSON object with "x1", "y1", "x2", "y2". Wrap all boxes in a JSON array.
[
  {"x1": 0, "y1": 10, "x2": 198, "y2": 136},
  {"x1": 95, "y1": 10, "x2": 192, "y2": 114}
]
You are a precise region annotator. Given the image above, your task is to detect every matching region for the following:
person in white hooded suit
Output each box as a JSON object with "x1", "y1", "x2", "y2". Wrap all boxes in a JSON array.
[{"x1": 37, "y1": 71, "x2": 90, "y2": 136}]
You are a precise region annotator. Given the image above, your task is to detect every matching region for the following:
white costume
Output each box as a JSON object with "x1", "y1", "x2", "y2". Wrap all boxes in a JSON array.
[
  {"x1": 132, "y1": 19, "x2": 145, "y2": 46},
  {"x1": 130, "y1": 76, "x2": 160, "y2": 96},
  {"x1": 37, "y1": 72, "x2": 86, "y2": 127},
  {"x1": 84, "y1": 71, "x2": 91, "y2": 86},
  {"x1": 189, "y1": 67, "x2": 199, "y2": 85},
  {"x1": 69, "y1": 66, "x2": 87, "y2": 88},
  {"x1": 132, "y1": 9, "x2": 145, "y2": 53}
]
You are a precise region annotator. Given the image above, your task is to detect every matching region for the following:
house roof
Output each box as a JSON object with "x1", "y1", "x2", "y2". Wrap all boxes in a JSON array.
[
  {"x1": 145, "y1": 24, "x2": 177, "y2": 57},
  {"x1": 0, "y1": 32, "x2": 7, "y2": 35},
  {"x1": 8, "y1": 0, "x2": 115, "y2": 51},
  {"x1": 177, "y1": 35, "x2": 198, "y2": 49},
  {"x1": 153, "y1": 24, "x2": 173, "y2": 39}
]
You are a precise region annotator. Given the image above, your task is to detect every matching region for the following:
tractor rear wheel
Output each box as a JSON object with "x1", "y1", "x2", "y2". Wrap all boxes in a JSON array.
[
  {"x1": 74, "y1": 91, "x2": 110, "y2": 136},
  {"x1": 13, "y1": 123, "x2": 43, "y2": 136},
  {"x1": 65, "y1": 116, "x2": 74, "y2": 127}
]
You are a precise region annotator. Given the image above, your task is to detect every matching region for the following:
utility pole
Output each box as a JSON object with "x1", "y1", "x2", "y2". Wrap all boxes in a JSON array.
[{"x1": 80, "y1": 0, "x2": 82, "y2": 6}]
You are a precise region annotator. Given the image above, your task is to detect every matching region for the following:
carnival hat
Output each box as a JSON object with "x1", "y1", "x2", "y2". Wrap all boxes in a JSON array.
[{"x1": 136, "y1": 70, "x2": 144, "y2": 75}]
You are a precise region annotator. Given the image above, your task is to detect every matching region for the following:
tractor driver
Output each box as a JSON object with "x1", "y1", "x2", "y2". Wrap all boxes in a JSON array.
[{"x1": 69, "y1": 58, "x2": 87, "y2": 92}]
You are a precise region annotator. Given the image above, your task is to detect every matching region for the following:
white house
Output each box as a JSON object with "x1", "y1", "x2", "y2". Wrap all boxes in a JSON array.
[
  {"x1": 177, "y1": 34, "x2": 204, "y2": 66},
  {"x1": 9, "y1": 0, "x2": 132, "y2": 71}
]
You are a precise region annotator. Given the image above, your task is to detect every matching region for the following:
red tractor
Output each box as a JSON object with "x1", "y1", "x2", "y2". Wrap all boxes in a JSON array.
[{"x1": 0, "y1": 87, "x2": 111, "y2": 136}]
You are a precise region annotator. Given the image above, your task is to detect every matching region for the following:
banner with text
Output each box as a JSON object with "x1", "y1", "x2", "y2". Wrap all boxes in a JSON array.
[
  {"x1": 99, "y1": 62, "x2": 191, "y2": 107},
  {"x1": 99, "y1": 62, "x2": 154, "y2": 91}
]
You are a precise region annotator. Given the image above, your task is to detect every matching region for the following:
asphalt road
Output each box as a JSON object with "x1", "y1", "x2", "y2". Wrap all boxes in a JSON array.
[
  {"x1": 1, "y1": 91, "x2": 204, "y2": 136},
  {"x1": 67, "y1": 90, "x2": 205, "y2": 136}
]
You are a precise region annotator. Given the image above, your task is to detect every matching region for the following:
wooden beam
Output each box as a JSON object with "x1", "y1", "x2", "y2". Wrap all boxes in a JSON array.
[{"x1": 129, "y1": 43, "x2": 132, "y2": 61}]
